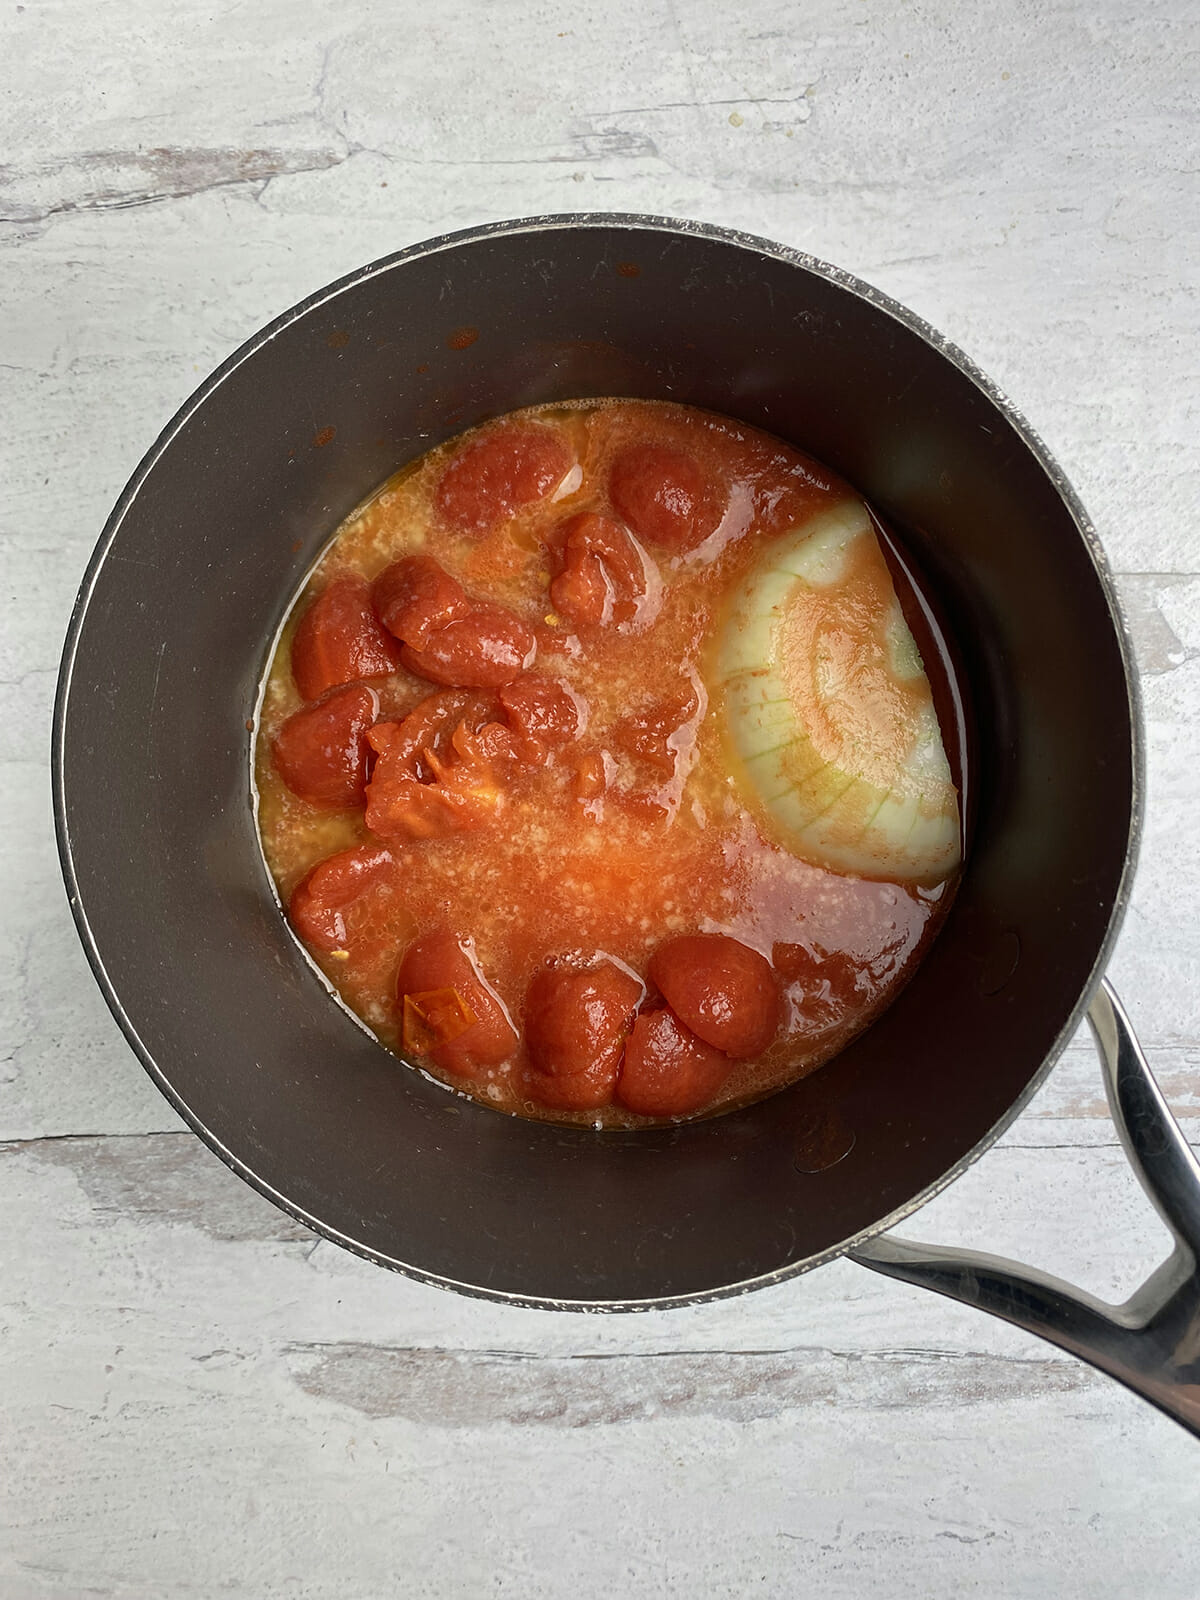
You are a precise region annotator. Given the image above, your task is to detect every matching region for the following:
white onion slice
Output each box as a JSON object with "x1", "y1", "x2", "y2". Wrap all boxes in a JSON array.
[{"x1": 714, "y1": 499, "x2": 961, "y2": 885}]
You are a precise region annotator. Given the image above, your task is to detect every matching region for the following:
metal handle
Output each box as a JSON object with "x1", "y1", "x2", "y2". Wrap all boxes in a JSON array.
[{"x1": 850, "y1": 981, "x2": 1200, "y2": 1438}]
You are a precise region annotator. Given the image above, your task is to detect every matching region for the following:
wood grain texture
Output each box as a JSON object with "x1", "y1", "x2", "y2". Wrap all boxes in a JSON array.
[{"x1": 1, "y1": 0, "x2": 1198, "y2": 1593}]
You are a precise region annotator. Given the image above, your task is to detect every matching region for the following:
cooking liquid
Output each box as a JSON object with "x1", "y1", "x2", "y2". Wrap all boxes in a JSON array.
[{"x1": 254, "y1": 399, "x2": 966, "y2": 1126}]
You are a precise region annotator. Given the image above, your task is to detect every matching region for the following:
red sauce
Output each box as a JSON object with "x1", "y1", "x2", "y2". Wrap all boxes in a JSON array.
[{"x1": 254, "y1": 400, "x2": 963, "y2": 1127}]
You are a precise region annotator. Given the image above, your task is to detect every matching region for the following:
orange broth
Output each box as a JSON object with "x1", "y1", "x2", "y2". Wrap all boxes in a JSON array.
[{"x1": 254, "y1": 399, "x2": 963, "y2": 1126}]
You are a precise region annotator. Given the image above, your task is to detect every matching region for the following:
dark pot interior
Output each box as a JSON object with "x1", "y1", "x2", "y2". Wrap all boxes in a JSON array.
[{"x1": 55, "y1": 216, "x2": 1139, "y2": 1306}]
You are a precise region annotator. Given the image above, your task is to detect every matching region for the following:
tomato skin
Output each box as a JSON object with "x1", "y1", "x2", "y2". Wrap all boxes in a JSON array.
[
  {"x1": 524, "y1": 959, "x2": 643, "y2": 1108},
  {"x1": 396, "y1": 929, "x2": 517, "y2": 1078},
  {"x1": 289, "y1": 843, "x2": 395, "y2": 952},
  {"x1": 616, "y1": 1007, "x2": 732, "y2": 1117},
  {"x1": 291, "y1": 576, "x2": 402, "y2": 701},
  {"x1": 648, "y1": 934, "x2": 782, "y2": 1058},
  {"x1": 497, "y1": 674, "x2": 584, "y2": 763},
  {"x1": 549, "y1": 512, "x2": 657, "y2": 630},
  {"x1": 272, "y1": 682, "x2": 379, "y2": 807},
  {"x1": 608, "y1": 444, "x2": 722, "y2": 553},
  {"x1": 399, "y1": 603, "x2": 536, "y2": 689},
  {"x1": 435, "y1": 422, "x2": 573, "y2": 535},
  {"x1": 372, "y1": 555, "x2": 471, "y2": 648}
]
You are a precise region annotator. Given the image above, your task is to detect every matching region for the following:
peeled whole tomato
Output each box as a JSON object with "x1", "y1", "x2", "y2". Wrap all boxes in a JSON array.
[{"x1": 648, "y1": 934, "x2": 782, "y2": 1059}]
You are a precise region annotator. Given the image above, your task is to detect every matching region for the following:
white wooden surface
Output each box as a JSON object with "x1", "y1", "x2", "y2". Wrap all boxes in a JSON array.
[{"x1": 3, "y1": 1, "x2": 1199, "y2": 1594}]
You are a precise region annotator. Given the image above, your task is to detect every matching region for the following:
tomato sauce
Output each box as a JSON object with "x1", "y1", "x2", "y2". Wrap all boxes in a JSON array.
[{"x1": 254, "y1": 400, "x2": 963, "y2": 1127}]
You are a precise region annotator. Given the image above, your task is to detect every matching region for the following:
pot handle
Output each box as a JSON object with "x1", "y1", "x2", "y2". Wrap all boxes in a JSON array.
[{"x1": 849, "y1": 981, "x2": 1200, "y2": 1438}]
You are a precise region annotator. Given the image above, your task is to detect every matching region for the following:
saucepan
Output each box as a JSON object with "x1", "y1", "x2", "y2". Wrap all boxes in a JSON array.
[{"x1": 53, "y1": 215, "x2": 1200, "y2": 1436}]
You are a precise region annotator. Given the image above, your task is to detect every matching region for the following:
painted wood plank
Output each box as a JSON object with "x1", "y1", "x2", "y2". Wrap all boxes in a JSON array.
[
  {"x1": 3, "y1": 1134, "x2": 1200, "y2": 1598},
  {"x1": 1, "y1": 1130, "x2": 1187, "y2": 1357}
]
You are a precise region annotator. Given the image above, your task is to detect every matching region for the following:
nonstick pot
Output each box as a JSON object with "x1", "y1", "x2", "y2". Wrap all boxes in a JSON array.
[{"x1": 54, "y1": 215, "x2": 1200, "y2": 1436}]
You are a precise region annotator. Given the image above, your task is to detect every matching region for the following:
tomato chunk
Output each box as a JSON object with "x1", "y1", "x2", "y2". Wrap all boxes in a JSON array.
[
  {"x1": 372, "y1": 555, "x2": 471, "y2": 648},
  {"x1": 365, "y1": 708, "x2": 511, "y2": 838},
  {"x1": 289, "y1": 843, "x2": 396, "y2": 953},
  {"x1": 773, "y1": 942, "x2": 868, "y2": 1031},
  {"x1": 571, "y1": 749, "x2": 610, "y2": 803},
  {"x1": 524, "y1": 959, "x2": 643, "y2": 1109},
  {"x1": 365, "y1": 689, "x2": 494, "y2": 773},
  {"x1": 549, "y1": 512, "x2": 658, "y2": 630},
  {"x1": 396, "y1": 929, "x2": 517, "y2": 1078},
  {"x1": 291, "y1": 576, "x2": 402, "y2": 701},
  {"x1": 648, "y1": 934, "x2": 781, "y2": 1058},
  {"x1": 399, "y1": 602, "x2": 536, "y2": 689},
  {"x1": 272, "y1": 682, "x2": 379, "y2": 807},
  {"x1": 435, "y1": 423, "x2": 573, "y2": 535},
  {"x1": 613, "y1": 678, "x2": 706, "y2": 780},
  {"x1": 609, "y1": 444, "x2": 723, "y2": 554},
  {"x1": 616, "y1": 1007, "x2": 732, "y2": 1117},
  {"x1": 498, "y1": 674, "x2": 584, "y2": 764}
]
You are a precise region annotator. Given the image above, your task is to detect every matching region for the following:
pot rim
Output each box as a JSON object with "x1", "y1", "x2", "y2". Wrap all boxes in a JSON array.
[{"x1": 52, "y1": 211, "x2": 1145, "y2": 1312}]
